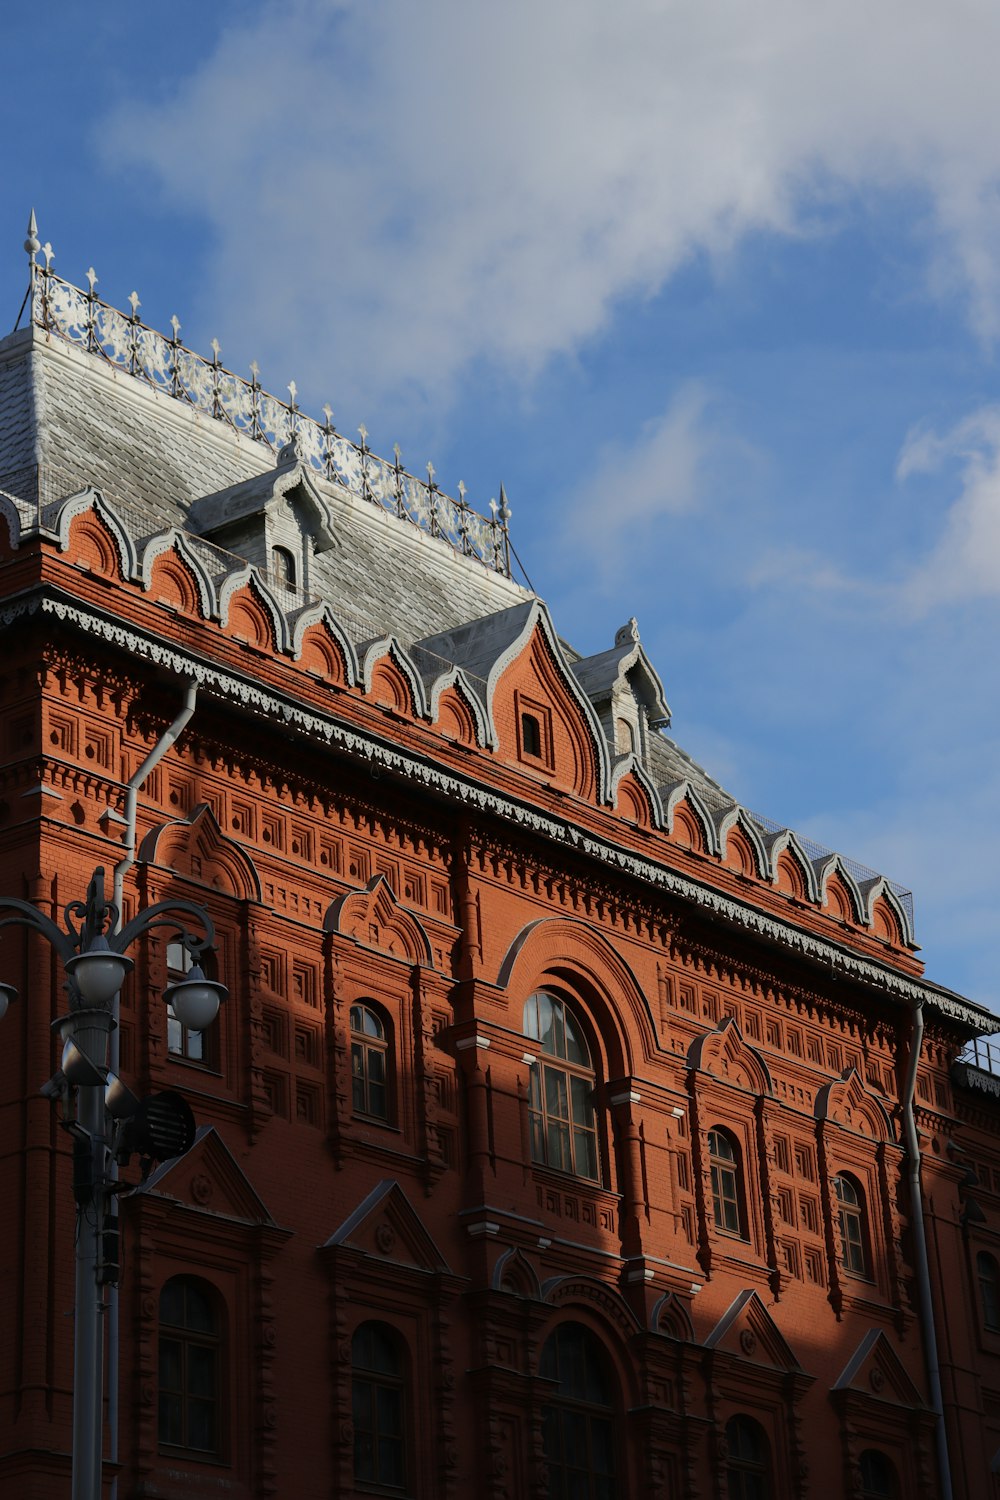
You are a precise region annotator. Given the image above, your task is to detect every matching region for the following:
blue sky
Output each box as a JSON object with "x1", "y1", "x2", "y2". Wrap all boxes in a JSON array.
[{"x1": 4, "y1": 1, "x2": 1000, "y2": 1010}]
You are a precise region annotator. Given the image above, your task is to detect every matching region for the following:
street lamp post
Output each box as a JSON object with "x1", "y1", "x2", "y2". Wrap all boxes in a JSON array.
[{"x1": 0, "y1": 865, "x2": 227, "y2": 1500}]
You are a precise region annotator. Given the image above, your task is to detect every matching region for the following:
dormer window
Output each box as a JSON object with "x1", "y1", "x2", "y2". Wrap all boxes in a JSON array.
[
  {"x1": 615, "y1": 717, "x2": 635, "y2": 755},
  {"x1": 521, "y1": 712, "x2": 542, "y2": 758},
  {"x1": 271, "y1": 545, "x2": 297, "y2": 589}
]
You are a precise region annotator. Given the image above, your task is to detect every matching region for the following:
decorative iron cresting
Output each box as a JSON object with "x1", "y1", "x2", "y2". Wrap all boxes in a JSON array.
[{"x1": 24, "y1": 224, "x2": 512, "y2": 577}]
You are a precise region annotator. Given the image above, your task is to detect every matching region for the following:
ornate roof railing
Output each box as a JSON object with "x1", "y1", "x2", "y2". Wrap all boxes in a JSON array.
[{"x1": 23, "y1": 223, "x2": 512, "y2": 577}]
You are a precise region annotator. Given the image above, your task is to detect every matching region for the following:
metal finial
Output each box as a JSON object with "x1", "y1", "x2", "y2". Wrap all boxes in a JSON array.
[
  {"x1": 41, "y1": 242, "x2": 54, "y2": 268},
  {"x1": 24, "y1": 210, "x2": 40, "y2": 261},
  {"x1": 128, "y1": 291, "x2": 140, "y2": 318},
  {"x1": 393, "y1": 442, "x2": 402, "y2": 464},
  {"x1": 499, "y1": 482, "x2": 511, "y2": 522},
  {"x1": 358, "y1": 424, "x2": 368, "y2": 446},
  {"x1": 86, "y1": 267, "x2": 98, "y2": 294},
  {"x1": 322, "y1": 404, "x2": 334, "y2": 427},
  {"x1": 210, "y1": 338, "x2": 221, "y2": 364},
  {"x1": 170, "y1": 314, "x2": 181, "y2": 340},
  {"x1": 489, "y1": 497, "x2": 498, "y2": 517},
  {"x1": 287, "y1": 380, "x2": 298, "y2": 407},
  {"x1": 249, "y1": 359, "x2": 260, "y2": 384},
  {"x1": 426, "y1": 461, "x2": 436, "y2": 484},
  {"x1": 457, "y1": 480, "x2": 467, "y2": 503}
]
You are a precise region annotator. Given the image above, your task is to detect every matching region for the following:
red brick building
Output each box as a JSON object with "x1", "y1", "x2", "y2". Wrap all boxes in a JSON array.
[{"x1": 1, "y1": 237, "x2": 999, "y2": 1499}]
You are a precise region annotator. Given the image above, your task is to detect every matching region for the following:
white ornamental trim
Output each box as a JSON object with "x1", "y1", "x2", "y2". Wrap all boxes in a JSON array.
[{"x1": 7, "y1": 587, "x2": 991, "y2": 1034}]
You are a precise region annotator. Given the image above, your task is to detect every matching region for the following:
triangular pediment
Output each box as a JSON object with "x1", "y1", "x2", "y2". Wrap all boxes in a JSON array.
[
  {"x1": 833, "y1": 1328, "x2": 927, "y2": 1409},
  {"x1": 322, "y1": 1179, "x2": 450, "y2": 1275},
  {"x1": 134, "y1": 1126, "x2": 277, "y2": 1226},
  {"x1": 705, "y1": 1289, "x2": 802, "y2": 1372}
]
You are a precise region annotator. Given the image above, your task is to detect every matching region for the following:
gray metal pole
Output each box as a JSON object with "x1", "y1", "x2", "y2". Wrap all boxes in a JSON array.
[{"x1": 72, "y1": 1082, "x2": 105, "y2": 1500}]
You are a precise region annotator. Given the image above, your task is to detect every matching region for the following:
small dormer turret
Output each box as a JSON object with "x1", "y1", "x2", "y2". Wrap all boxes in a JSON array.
[{"x1": 186, "y1": 433, "x2": 339, "y2": 596}]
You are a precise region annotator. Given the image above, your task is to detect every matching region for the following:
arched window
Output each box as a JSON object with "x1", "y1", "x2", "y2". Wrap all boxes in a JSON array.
[
  {"x1": 352, "y1": 1321, "x2": 406, "y2": 1490},
  {"x1": 978, "y1": 1251, "x2": 1000, "y2": 1331},
  {"x1": 833, "y1": 1174, "x2": 868, "y2": 1277},
  {"x1": 271, "y1": 545, "x2": 296, "y2": 589},
  {"x1": 860, "y1": 1449, "x2": 899, "y2": 1498},
  {"x1": 725, "y1": 1414, "x2": 771, "y2": 1500},
  {"x1": 708, "y1": 1128, "x2": 745, "y2": 1238},
  {"x1": 540, "y1": 1323, "x2": 617, "y2": 1499},
  {"x1": 524, "y1": 991, "x2": 599, "y2": 1182},
  {"x1": 166, "y1": 940, "x2": 217, "y2": 1067},
  {"x1": 350, "y1": 1003, "x2": 390, "y2": 1120},
  {"x1": 158, "y1": 1276, "x2": 223, "y2": 1457}
]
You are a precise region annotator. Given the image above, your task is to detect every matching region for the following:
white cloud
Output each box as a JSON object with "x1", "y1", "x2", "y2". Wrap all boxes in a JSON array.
[
  {"x1": 102, "y1": 0, "x2": 1000, "y2": 419},
  {"x1": 898, "y1": 406, "x2": 1000, "y2": 609}
]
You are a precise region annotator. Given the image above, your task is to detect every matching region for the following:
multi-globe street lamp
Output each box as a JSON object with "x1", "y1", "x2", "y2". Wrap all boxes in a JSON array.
[{"x1": 0, "y1": 865, "x2": 226, "y2": 1500}]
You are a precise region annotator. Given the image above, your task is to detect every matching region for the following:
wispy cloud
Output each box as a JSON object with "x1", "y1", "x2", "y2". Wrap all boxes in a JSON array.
[
  {"x1": 102, "y1": 0, "x2": 1000, "y2": 420},
  {"x1": 898, "y1": 406, "x2": 1000, "y2": 610}
]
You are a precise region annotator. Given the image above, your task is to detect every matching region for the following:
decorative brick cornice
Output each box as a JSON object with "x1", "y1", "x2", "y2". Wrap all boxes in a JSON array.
[{"x1": 5, "y1": 584, "x2": 990, "y2": 1034}]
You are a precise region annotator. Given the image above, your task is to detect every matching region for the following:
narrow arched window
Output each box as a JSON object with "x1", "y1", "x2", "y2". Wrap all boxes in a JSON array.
[
  {"x1": 860, "y1": 1449, "x2": 899, "y2": 1498},
  {"x1": 352, "y1": 1321, "x2": 406, "y2": 1490},
  {"x1": 158, "y1": 1276, "x2": 223, "y2": 1457},
  {"x1": 271, "y1": 544, "x2": 296, "y2": 589},
  {"x1": 524, "y1": 991, "x2": 599, "y2": 1181},
  {"x1": 350, "y1": 1003, "x2": 390, "y2": 1120},
  {"x1": 725, "y1": 1414, "x2": 771, "y2": 1500},
  {"x1": 708, "y1": 1128, "x2": 745, "y2": 1237},
  {"x1": 833, "y1": 1174, "x2": 868, "y2": 1277},
  {"x1": 540, "y1": 1323, "x2": 617, "y2": 1499},
  {"x1": 166, "y1": 940, "x2": 217, "y2": 1067},
  {"x1": 978, "y1": 1251, "x2": 1000, "y2": 1331}
]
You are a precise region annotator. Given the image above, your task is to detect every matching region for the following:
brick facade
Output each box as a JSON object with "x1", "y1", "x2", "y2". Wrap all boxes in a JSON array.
[{"x1": 0, "y1": 269, "x2": 998, "y2": 1498}]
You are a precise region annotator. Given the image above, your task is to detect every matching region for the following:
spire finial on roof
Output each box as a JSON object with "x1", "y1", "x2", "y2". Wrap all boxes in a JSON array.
[{"x1": 24, "y1": 210, "x2": 40, "y2": 264}]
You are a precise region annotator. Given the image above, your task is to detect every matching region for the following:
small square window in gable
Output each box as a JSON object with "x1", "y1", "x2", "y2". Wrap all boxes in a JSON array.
[{"x1": 515, "y1": 693, "x2": 554, "y2": 770}]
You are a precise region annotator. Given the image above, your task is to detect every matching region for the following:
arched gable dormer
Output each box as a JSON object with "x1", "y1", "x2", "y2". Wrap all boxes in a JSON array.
[
  {"x1": 289, "y1": 602, "x2": 358, "y2": 686},
  {"x1": 814, "y1": 855, "x2": 865, "y2": 925},
  {"x1": 140, "y1": 530, "x2": 216, "y2": 619},
  {"x1": 324, "y1": 874, "x2": 433, "y2": 966},
  {"x1": 138, "y1": 802, "x2": 262, "y2": 902},
  {"x1": 415, "y1": 600, "x2": 612, "y2": 803},
  {"x1": 860, "y1": 877, "x2": 912, "y2": 947},
  {"x1": 815, "y1": 1067, "x2": 893, "y2": 1141},
  {"x1": 714, "y1": 805, "x2": 768, "y2": 879},
  {"x1": 660, "y1": 780, "x2": 716, "y2": 854},
  {"x1": 217, "y1": 566, "x2": 289, "y2": 653},
  {"x1": 427, "y1": 667, "x2": 492, "y2": 748},
  {"x1": 359, "y1": 637, "x2": 428, "y2": 719},
  {"x1": 55, "y1": 489, "x2": 138, "y2": 581},
  {"x1": 766, "y1": 830, "x2": 819, "y2": 902},
  {"x1": 496, "y1": 914, "x2": 656, "y2": 1075},
  {"x1": 687, "y1": 1016, "x2": 773, "y2": 1096},
  {"x1": 610, "y1": 755, "x2": 664, "y2": 830}
]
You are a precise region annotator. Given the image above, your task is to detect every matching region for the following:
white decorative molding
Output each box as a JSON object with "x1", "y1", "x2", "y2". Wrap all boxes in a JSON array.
[{"x1": 11, "y1": 585, "x2": 988, "y2": 1034}]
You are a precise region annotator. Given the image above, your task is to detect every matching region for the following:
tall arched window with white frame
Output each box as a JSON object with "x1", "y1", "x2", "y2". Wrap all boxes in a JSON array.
[{"x1": 524, "y1": 991, "x2": 600, "y2": 1182}]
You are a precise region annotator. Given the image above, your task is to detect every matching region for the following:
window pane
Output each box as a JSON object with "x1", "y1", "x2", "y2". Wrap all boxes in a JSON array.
[
  {"x1": 545, "y1": 1067, "x2": 569, "y2": 1122},
  {"x1": 187, "y1": 1397, "x2": 216, "y2": 1452},
  {"x1": 188, "y1": 1344, "x2": 216, "y2": 1396},
  {"x1": 574, "y1": 1128, "x2": 598, "y2": 1182},
  {"x1": 158, "y1": 1391, "x2": 182, "y2": 1447}
]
